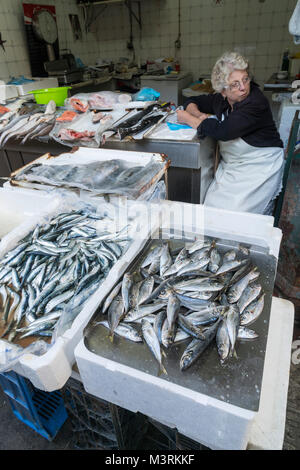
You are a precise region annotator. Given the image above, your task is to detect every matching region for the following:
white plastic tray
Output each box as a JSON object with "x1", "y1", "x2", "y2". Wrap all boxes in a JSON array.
[
  {"x1": 0, "y1": 196, "x2": 160, "y2": 392},
  {"x1": 74, "y1": 201, "x2": 283, "y2": 450}
]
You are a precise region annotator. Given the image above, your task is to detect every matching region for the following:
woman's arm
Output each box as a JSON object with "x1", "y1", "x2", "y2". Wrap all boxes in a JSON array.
[{"x1": 176, "y1": 109, "x2": 209, "y2": 129}]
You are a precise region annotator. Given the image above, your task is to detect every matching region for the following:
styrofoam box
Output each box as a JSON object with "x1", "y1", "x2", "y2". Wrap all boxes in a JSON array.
[
  {"x1": 74, "y1": 201, "x2": 283, "y2": 451},
  {"x1": 0, "y1": 194, "x2": 161, "y2": 392},
  {"x1": 0, "y1": 84, "x2": 18, "y2": 101},
  {"x1": 8, "y1": 147, "x2": 169, "y2": 200},
  {"x1": 16, "y1": 77, "x2": 59, "y2": 96},
  {"x1": 0, "y1": 187, "x2": 60, "y2": 240}
]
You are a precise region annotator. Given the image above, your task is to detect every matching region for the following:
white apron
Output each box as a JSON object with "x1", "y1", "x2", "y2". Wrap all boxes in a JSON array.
[{"x1": 204, "y1": 137, "x2": 284, "y2": 214}]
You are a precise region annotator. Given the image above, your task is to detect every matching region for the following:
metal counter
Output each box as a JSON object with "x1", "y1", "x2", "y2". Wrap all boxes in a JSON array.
[{"x1": 0, "y1": 136, "x2": 216, "y2": 204}]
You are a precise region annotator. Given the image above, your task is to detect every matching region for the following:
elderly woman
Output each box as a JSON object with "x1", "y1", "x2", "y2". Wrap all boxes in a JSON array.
[{"x1": 177, "y1": 51, "x2": 284, "y2": 214}]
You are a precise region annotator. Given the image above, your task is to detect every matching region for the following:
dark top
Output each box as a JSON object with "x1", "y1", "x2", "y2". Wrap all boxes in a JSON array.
[{"x1": 184, "y1": 82, "x2": 283, "y2": 148}]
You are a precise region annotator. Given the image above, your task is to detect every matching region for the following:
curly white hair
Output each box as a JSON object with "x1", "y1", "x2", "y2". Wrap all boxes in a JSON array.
[{"x1": 211, "y1": 51, "x2": 249, "y2": 93}]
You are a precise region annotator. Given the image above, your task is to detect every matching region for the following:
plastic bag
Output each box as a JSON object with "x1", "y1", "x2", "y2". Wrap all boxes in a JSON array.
[
  {"x1": 0, "y1": 339, "x2": 50, "y2": 372},
  {"x1": 133, "y1": 87, "x2": 160, "y2": 101},
  {"x1": 138, "y1": 180, "x2": 167, "y2": 202},
  {"x1": 50, "y1": 109, "x2": 127, "y2": 148},
  {"x1": 13, "y1": 156, "x2": 166, "y2": 199},
  {"x1": 64, "y1": 91, "x2": 132, "y2": 111}
]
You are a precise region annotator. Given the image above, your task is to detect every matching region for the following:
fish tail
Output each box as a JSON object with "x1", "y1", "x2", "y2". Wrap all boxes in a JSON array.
[
  {"x1": 230, "y1": 347, "x2": 238, "y2": 359},
  {"x1": 158, "y1": 363, "x2": 168, "y2": 376}
]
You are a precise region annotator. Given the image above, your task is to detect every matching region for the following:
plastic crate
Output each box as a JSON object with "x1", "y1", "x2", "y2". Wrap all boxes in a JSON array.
[
  {"x1": 144, "y1": 418, "x2": 210, "y2": 450},
  {"x1": 0, "y1": 370, "x2": 68, "y2": 441},
  {"x1": 62, "y1": 378, "x2": 148, "y2": 450}
]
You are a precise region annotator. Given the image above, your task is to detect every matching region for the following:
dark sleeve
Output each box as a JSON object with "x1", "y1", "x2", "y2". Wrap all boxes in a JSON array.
[
  {"x1": 197, "y1": 101, "x2": 267, "y2": 141},
  {"x1": 183, "y1": 94, "x2": 219, "y2": 114}
]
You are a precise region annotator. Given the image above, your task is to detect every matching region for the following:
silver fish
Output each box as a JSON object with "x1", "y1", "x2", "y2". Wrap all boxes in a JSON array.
[
  {"x1": 107, "y1": 297, "x2": 125, "y2": 338},
  {"x1": 240, "y1": 294, "x2": 265, "y2": 326},
  {"x1": 208, "y1": 248, "x2": 221, "y2": 273},
  {"x1": 174, "y1": 247, "x2": 189, "y2": 263},
  {"x1": 237, "y1": 283, "x2": 262, "y2": 314},
  {"x1": 123, "y1": 301, "x2": 166, "y2": 323},
  {"x1": 153, "y1": 310, "x2": 167, "y2": 344},
  {"x1": 99, "y1": 320, "x2": 143, "y2": 343},
  {"x1": 227, "y1": 267, "x2": 260, "y2": 304},
  {"x1": 215, "y1": 258, "x2": 248, "y2": 276},
  {"x1": 160, "y1": 243, "x2": 172, "y2": 277},
  {"x1": 237, "y1": 326, "x2": 259, "y2": 340},
  {"x1": 173, "y1": 278, "x2": 223, "y2": 292},
  {"x1": 216, "y1": 320, "x2": 231, "y2": 363},
  {"x1": 177, "y1": 256, "x2": 210, "y2": 275},
  {"x1": 137, "y1": 276, "x2": 155, "y2": 306},
  {"x1": 164, "y1": 293, "x2": 181, "y2": 347},
  {"x1": 180, "y1": 319, "x2": 221, "y2": 371},
  {"x1": 177, "y1": 314, "x2": 205, "y2": 340},
  {"x1": 102, "y1": 280, "x2": 122, "y2": 313},
  {"x1": 121, "y1": 272, "x2": 134, "y2": 314},
  {"x1": 141, "y1": 245, "x2": 163, "y2": 268},
  {"x1": 224, "y1": 304, "x2": 240, "y2": 357},
  {"x1": 187, "y1": 239, "x2": 211, "y2": 254},
  {"x1": 222, "y1": 250, "x2": 237, "y2": 262},
  {"x1": 163, "y1": 258, "x2": 190, "y2": 277},
  {"x1": 141, "y1": 319, "x2": 167, "y2": 376}
]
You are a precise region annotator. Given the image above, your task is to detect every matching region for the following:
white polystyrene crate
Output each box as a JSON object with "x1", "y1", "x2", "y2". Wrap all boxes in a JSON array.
[
  {"x1": 74, "y1": 297, "x2": 294, "y2": 450},
  {"x1": 0, "y1": 85, "x2": 18, "y2": 101},
  {"x1": 16, "y1": 78, "x2": 59, "y2": 96},
  {"x1": 74, "y1": 201, "x2": 284, "y2": 450},
  {"x1": 1, "y1": 198, "x2": 161, "y2": 391},
  {"x1": 0, "y1": 187, "x2": 60, "y2": 240},
  {"x1": 160, "y1": 201, "x2": 282, "y2": 259},
  {"x1": 9, "y1": 147, "x2": 169, "y2": 200}
]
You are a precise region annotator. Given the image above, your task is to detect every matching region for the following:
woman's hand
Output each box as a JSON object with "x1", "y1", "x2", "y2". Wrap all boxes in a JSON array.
[{"x1": 176, "y1": 109, "x2": 209, "y2": 129}]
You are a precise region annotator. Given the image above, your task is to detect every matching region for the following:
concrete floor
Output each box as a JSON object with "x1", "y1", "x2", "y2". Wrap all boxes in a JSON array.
[{"x1": 0, "y1": 322, "x2": 299, "y2": 451}]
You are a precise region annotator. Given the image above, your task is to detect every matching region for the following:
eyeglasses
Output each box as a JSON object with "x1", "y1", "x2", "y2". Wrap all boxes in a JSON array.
[{"x1": 226, "y1": 76, "x2": 250, "y2": 91}]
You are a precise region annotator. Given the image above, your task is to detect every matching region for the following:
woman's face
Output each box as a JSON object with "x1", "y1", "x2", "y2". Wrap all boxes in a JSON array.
[{"x1": 222, "y1": 69, "x2": 251, "y2": 105}]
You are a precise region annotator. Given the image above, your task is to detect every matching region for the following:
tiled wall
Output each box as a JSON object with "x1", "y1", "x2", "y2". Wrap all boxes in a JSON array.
[{"x1": 0, "y1": 0, "x2": 299, "y2": 86}]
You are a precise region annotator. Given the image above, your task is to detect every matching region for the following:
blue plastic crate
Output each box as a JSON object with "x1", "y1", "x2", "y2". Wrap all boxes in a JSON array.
[{"x1": 0, "y1": 370, "x2": 68, "y2": 441}]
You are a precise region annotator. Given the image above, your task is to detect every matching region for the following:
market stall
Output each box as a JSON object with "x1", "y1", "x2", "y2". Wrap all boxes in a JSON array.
[{"x1": 0, "y1": 94, "x2": 216, "y2": 204}]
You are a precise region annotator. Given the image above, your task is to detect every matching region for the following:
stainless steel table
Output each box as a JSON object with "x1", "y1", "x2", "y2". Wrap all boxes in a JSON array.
[{"x1": 0, "y1": 136, "x2": 216, "y2": 204}]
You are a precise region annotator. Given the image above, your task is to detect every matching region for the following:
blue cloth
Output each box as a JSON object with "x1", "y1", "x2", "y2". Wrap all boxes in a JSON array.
[{"x1": 167, "y1": 122, "x2": 192, "y2": 130}]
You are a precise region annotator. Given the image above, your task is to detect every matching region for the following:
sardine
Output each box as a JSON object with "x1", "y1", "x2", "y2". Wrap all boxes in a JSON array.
[
  {"x1": 215, "y1": 258, "x2": 248, "y2": 276},
  {"x1": 240, "y1": 294, "x2": 265, "y2": 326},
  {"x1": 208, "y1": 248, "x2": 221, "y2": 273},
  {"x1": 137, "y1": 276, "x2": 155, "y2": 306},
  {"x1": 237, "y1": 326, "x2": 259, "y2": 340},
  {"x1": 227, "y1": 267, "x2": 260, "y2": 304},
  {"x1": 123, "y1": 302, "x2": 166, "y2": 323},
  {"x1": 141, "y1": 319, "x2": 167, "y2": 376},
  {"x1": 180, "y1": 319, "x2": 221, "y2": 371},
  {"x1": 177, "y1": 314, "x2": 205, "y2": 339},
  {"x1": 102, "y1": 280, "x2": 122, "y2": 313},
  {"x1": 160, "y1": 243, "x2": 172, "y2": 277},
  {"x1": 216, "y1": 320, "x2": 231, "y2": 363},
  {"x1": 187, "y1": 239, "x2": 211, "y2": 254},
  {"x1": 99, "y1": 320, "x2": 143, "y2": 343},
  {"x1": 237, "y1": 283, "x2": 262, "y2": 314},
  {"x1": 107, "y1": 297, "x2": 125, "y2": 338},
  {"x1": 121, "y1": 272, "x2": 134, "y2": 314},
  {"x1": 224, "y1": 304, "x2": 240, "y2": 357}
]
